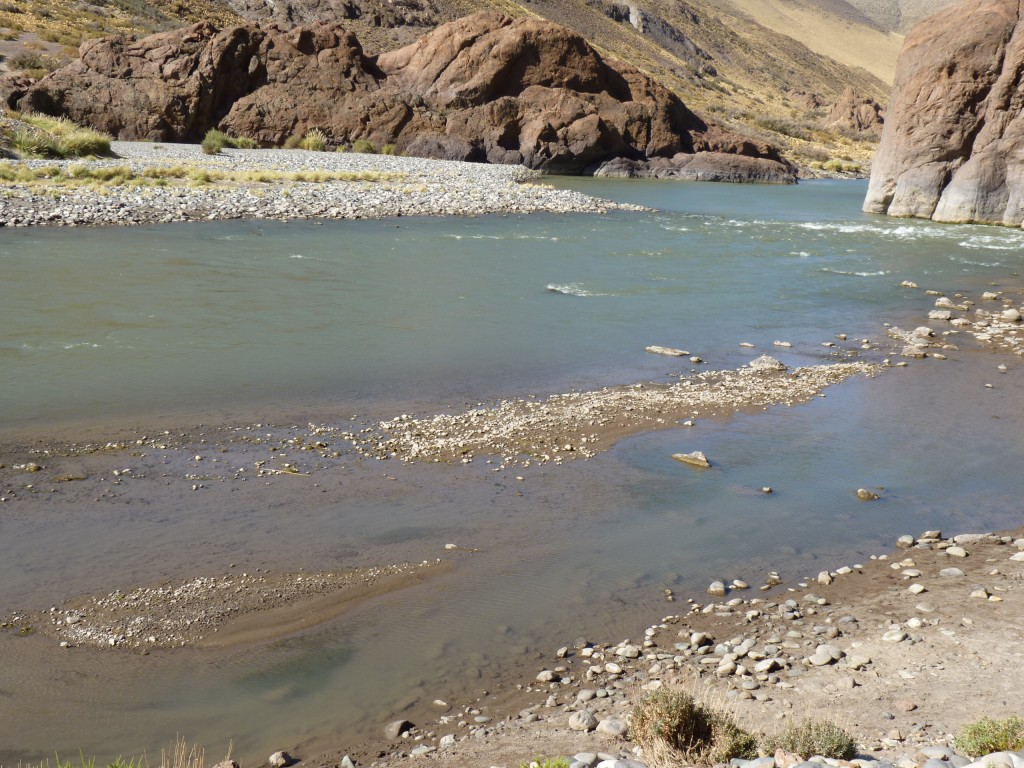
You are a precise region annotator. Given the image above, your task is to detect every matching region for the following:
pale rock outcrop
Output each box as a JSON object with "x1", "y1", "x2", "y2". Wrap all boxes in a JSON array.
[{"x1": 864, "y1": 0, "x2": 1024, "y2": 226}]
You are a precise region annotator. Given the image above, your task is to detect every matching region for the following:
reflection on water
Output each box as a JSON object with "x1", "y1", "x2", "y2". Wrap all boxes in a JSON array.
[{"x1": 3, "y1": 180, "x2": 1024, "y2": 762}]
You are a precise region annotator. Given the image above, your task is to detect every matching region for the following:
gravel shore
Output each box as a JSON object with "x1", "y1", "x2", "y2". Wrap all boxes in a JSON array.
[
  {"x1": 344, "y1": 527, "x2": 1024, "y2": 768},
  {"x1": 0, "y1": 142, "x2": 643, "y2": 227}
]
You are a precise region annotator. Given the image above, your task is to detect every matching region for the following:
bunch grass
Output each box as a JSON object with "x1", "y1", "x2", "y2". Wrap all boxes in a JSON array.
[
  {"x1": 8, "y1": 113, "x2": 111, "y2": 158},
  {"x1": 955, "y1": 716, "x2": 1024, "y2": 756},
  {"x1": 762, "y1": 718, "x2": 857, "y2": 760},
  {"x1": 630, "y1": 688, "x2": 756, "y2": 768}
]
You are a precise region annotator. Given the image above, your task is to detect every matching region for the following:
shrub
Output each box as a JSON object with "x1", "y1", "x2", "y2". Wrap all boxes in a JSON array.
[
  {"x1": 233, "y1": 136, "x2": 259, "y2": 149},
  {"x1": 630, "y1": 690, "x2": 756, "y2": 767},
  {"x1": 282, "y1": 134, "x2": 302, "y2": 149},
  {"x1": 381, "y1": 143, "x2": 396, "y2": 155},
  {"x1": 201, "y1": 128, "x2": 232, "y2": 155},
  {"x1": 352, "y1": 138, "x2": 376, "y2": 154},
  {"x1": 763, "y1": 719, "x2": 857, "y2": 760},
  {"x1": 298, "y1": 127, "x2": 328, "y2": 151},
  {"x1": 518, "y1": 759, "x2": 569, "y2": 768},
  {"x1": 55, "y1": 126, "x2": 111, "y2": 157},
  {"x1": 955, "y1": 716, "x2": 1024, "y2": 756}
]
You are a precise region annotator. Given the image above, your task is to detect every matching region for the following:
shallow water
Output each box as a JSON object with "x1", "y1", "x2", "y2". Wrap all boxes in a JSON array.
[{"x1": 3, "y1": 179, "x2": 1024, "y2": 762}]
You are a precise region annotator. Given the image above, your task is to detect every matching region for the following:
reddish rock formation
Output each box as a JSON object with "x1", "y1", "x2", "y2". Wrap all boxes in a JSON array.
[
  {"x1": 374, "y1": 13, "x2": 702, "y2": 170},
  {"x1": 19, "y1": 22, "x2": 391, "y2": 145},
  {"x1": 19, "y1": 11, "x2": 793, "y2": 178},
  {"x1": 826, "y1": 86, "x2": 884, "y2": 135},
  {"x1": 864, "y1": 0, "x2": 1024, "y2": 225}
]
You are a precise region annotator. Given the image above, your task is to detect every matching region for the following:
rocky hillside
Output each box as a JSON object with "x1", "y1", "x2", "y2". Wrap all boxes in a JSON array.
[
  {"x1": 864, "y1": 0, "x2": 1024, "y2": 227},
  {"x1": 11, "y1": 13, "x2": 797, "y2": 180},
  {"x1": 0, "y1": 0, "x2": 939, "y2": 173}
]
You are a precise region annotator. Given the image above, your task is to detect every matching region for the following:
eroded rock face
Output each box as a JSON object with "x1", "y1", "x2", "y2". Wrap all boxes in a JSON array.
[
  {"x1": 826, "y1": 86, "x2": 883, "y2": 136},
  {"x1": 375, "y1": 12, "x2": 706, "y2": 171},
  {"x1": 20, "y1": 11, "x2": 791, "y2": 177},
  {"x1": 19, "y1": 22, "x2": 388, "y2": 144},
  {"x1": 864, "y1": 0, "x2": 1024, "y2": 226}
]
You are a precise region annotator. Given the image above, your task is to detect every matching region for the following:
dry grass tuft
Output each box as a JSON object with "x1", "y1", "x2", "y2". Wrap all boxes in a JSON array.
[{"x1": 630, "y1": 688, "x2": 757, "y2": 768}]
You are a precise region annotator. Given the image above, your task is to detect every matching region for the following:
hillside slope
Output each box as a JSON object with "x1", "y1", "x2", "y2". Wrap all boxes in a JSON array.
[{"x1": 0, "y1": 0, "x2": 921, "y2": 172}]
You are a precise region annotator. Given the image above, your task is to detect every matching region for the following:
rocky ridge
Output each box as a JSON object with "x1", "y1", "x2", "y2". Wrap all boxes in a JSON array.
[
  {"x1": 14, "y1": 13, "x2": 795, "y2": 178},
  {"x1": 864, "y1": 0, "x2": 1024, "y2": 227}
]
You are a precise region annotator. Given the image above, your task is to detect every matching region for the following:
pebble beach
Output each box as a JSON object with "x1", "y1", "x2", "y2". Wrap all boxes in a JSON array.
[{"x1": 0, "y1": 142, "x2": 642, "y2": 227}]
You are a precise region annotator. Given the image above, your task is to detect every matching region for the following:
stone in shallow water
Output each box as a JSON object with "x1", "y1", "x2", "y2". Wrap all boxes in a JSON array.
[
  {"x1": 940, "y1": 567, "x2": 965, "y2": 577},
  {"x1": 384, "y1": 719, "x2": 414, "y2": 739},
  {"x1": 856, "y1": 488, "x2": 880, "y2": 500},
  {"x1": 674, "y1": 451, "x2": 711, "y2": 468},
  {"x1": 268, "y1": 752, "x2": 294, "y2": 768}
]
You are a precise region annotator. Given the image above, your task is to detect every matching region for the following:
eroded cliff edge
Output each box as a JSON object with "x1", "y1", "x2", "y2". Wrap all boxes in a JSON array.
[{"x1": 864, "y1": 0, "x2": 1024, "y2": 226}]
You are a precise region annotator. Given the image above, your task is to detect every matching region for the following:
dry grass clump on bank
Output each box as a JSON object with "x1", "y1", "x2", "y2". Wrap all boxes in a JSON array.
[
  {"x1": 201, "y1": 128, "x2": 258, "y2": 154},
  {"x1": 954, "y1": 716, "x2": 1024, "y2": 756},
  {"x1": 0, "y1": 162, "x2": 403, "y2": 188},
  {"x1": 763, "y1": 718, "x2": 857, "y2": 760},
  {"x1": 298, "y1": 128, "x2": 328, "y2": 152},
  {"x1": 630, "y1": 689, "x2": 757, "y2": 767},
  {"x1": 4, "y1": 112, "x2": 111, "y2": 158},
  {"x1": 9, "y1": 737, "x2": 211, "y2": 768}
]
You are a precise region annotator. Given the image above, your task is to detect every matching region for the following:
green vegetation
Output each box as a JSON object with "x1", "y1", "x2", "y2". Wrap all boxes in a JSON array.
[
  {"x1": 630, "y1": 690, "x2": 757, "y2": 767},
  {"x1": 955, "y1": 716, "x2": 1024, "y2": 756},
  {"x1": 201, "y1": 128, "x2": 258, "y2": 155},
  {"x1": 298, "y1": 128, "x2": 328, "y2": 152},
  {"x1": 5, "y1": 113, "x2": 110, "y2": 158},
  {"x1": 352, "y1": 138, "x2": 377, "y2": 154},
  {"x1": 381, "y1": 143, "x2": 397, "y2": 155},
  {"x1": 201, "y1": 128, "x2": 231, "y2": 155},
  {"x1": 518, "y1": 759, "x2": 570, "y2": 768},
  {"x1": 762, "y1": 718, "x2": 857, "y2": 760}
]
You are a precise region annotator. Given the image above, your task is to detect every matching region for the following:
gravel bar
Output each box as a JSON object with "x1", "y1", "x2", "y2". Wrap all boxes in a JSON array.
[{"x1": 0, "y1": 141, "x2": 646, "y2": 228}]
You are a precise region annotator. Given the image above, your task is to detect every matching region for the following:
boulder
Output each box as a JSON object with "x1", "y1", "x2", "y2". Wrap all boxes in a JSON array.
[{"x1": 864, "y1": 0, "x2": 1024, "y2": 226}]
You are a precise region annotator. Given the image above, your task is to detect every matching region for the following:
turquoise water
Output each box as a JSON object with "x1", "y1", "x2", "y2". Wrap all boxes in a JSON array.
[
  {"x1": 6, "y1": 180, "x2": 1022, "y2": 430},
  {"x1": 3, "y1": 179, "x2": 1024, "y2": 762}
]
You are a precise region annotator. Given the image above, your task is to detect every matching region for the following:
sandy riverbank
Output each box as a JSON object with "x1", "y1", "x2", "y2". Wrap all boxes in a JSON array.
[{"x1": 0, "y1": 142, "x2": 644, "y2": 228}]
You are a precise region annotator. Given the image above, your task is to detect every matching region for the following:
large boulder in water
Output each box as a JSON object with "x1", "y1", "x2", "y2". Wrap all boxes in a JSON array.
[
  {"x1": 19, "y1": 11, "x2": 793, "y2": 177},
  {"x1": 864, "y1": 0, "x2": 1024, "y2": 226}
]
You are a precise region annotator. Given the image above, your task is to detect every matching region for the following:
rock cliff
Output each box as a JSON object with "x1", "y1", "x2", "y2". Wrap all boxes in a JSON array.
[
  {"x1": 19, "y1": 12, "x2": 795, "y2": 179},
  {"x1": 864, "y1": 0, "x2": 1024, "y2": 226}
]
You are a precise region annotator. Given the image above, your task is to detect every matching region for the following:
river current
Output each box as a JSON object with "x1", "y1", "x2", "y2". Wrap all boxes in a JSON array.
[{"x1": 2, "y1": 179, "x2": 1024, "y2": 762}]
